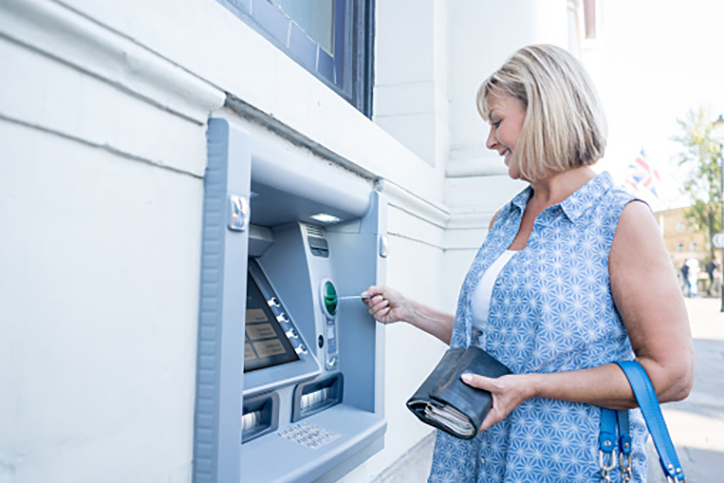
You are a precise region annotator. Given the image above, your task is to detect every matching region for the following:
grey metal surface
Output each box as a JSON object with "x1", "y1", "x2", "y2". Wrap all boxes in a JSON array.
[{"x1": 195, "y1": 118, "x2": 387, "y2": 482}]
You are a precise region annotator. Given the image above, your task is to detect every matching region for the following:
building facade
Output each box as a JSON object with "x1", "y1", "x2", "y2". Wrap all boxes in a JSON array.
[
  {"x1": 655, "y1": 207, "x2": 719, "y2": 294},
  {"x1": 0, "y1": 1, "x2": 597, "y2": 481},
  {"x1": 655, "y1": 208, "x2": 709, "y2": 267}
]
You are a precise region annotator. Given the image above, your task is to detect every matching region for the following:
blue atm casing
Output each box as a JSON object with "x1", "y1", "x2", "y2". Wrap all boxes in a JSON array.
[{"x1": 192, "y1": 118, "x2": 387, "y2": 482}]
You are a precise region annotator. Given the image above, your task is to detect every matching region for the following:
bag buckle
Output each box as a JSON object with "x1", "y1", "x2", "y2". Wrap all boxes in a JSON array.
[
  {"x1": 598, "y1": 449, "x2": 616, "y2": 483},
  {"x1": 665, "y1": 475, "x2": 687, "y2": 483}
]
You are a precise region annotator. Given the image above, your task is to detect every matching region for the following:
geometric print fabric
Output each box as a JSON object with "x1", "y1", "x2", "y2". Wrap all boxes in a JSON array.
[{"x1": 428, "y1": 172, "x2": 648, "y2": 482}]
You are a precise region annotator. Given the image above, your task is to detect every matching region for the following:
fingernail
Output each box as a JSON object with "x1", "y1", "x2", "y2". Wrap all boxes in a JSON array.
[{"x1": 461, "y1": 374, "x2": 472, "y2": 383}]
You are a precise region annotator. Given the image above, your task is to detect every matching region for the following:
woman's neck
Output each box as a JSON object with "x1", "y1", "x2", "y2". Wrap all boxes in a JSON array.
[{"x1": 527, "y1": 166, "x2": 597, "y2": 210}]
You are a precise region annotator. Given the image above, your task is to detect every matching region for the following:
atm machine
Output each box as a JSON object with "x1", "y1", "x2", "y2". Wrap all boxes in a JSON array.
[{"x1": 192, "y1": 119, "x2": 387, "y2": 482}]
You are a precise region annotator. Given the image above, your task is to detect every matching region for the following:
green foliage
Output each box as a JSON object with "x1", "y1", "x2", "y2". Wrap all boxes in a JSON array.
[{"x1": 673, "y1": 107, "x2": 722, "y2": 259}]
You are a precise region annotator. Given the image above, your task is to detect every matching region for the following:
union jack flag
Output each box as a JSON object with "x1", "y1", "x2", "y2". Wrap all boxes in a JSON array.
[{"x1": 623, "y1": 149, "x2": 661, "y2": 198}]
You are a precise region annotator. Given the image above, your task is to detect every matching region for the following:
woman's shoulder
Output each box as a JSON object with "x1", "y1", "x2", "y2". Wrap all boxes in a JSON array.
[
  {"x1": 593, "y1": 174, "x2": 648, "y2": 221},
  {"x1": 610, "y1": 200, "x2": 659, "y2": 256},
  {"x1": 617, "y1": 199, "x2": 655, "y2": 229}
]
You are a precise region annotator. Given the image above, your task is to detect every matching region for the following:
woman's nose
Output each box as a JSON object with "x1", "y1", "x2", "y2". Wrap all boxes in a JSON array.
[{"x1": 486, "y1": 127, "x2": 497, "y2": 150}]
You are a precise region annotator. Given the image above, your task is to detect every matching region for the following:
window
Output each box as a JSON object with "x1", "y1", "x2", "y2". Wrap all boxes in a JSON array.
[
  {"x1": 677, "y1": 221, "x2": 686, "y2": 232},
  {"x1": 676, "y1": 243, "x2": 684, "y2": 252},
  {"x1": 690, "y1": 241, "x2": 698, "y2": 251},
  {"x1": 219, "y1": 0, "x2": 374, "y2": 117}
]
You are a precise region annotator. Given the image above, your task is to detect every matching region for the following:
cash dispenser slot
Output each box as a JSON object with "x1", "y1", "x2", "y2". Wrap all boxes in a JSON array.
[
  {"x1": 292, "y1": 373, "x2": 344, "y2": 422},
  {"x1": 241, "y1": 392, "x2": 279, "y2": 443}
]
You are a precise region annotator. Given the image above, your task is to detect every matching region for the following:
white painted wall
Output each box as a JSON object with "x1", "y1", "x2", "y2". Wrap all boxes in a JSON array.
[
  {"x1": 0, "y1": 1, "x2": 220, "y2": 480},
  {"x1": 0, "y1": 122, "x2": 202, "y2": 483},
  {"x1": 374, "y1": 0, "x2": 449, "y2": 169},
  {"x1": 0, "y1": 0, "x2": 576, "y2": 481}
]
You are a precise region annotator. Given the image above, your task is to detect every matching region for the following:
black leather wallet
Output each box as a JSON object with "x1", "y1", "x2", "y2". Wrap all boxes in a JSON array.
[{"x1": 406, "y1": 346, "x2": 512, "y2": 440}]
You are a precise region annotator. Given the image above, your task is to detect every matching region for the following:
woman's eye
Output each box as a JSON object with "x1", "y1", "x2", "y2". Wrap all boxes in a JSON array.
[{"x1": 491, "y1": 120, "x2": 501, "y2": 128}]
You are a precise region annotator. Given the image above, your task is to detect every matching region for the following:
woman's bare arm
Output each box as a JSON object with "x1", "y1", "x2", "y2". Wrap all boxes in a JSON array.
[{"x1": 363, "y1": 286, "x2": 455, "y2": 344}]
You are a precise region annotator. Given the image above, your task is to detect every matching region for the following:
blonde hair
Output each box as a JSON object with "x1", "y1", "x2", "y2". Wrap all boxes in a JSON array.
[{"x1": 477, "y1": 44, "x2": 607, "y2": 180}]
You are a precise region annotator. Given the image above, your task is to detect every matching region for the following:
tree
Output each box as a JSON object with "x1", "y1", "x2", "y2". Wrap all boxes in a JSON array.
[{"x1": 673, "y1": 107, "x2": 722, "y2": 261}]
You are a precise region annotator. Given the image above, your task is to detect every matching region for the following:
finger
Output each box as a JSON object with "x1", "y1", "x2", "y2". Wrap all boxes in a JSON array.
[
  {"x1": 478, "y1": 407, "x2": 504, "y2": 432},
  {"x1": 370, "y1": 306, "x2": 391, "y2": 321},
  {"x1": 372, "y1": 306, "x2": 393, "y2": 323},
  {"x1": 363, "y1": 295, "x2": 380, "y2": 310},
  {"x1": 362, "y1": 286, "x2": 384, "y2": 298},
  {"x1": 367, "y1": 298, "x2": 387, "y2": 314},
  {"x1": 371, "y1": 299, "x2": 389, "y2": 310},
  {"x1": 371, "y1": 293, "x2": 387, "y2": 303},
  {"x1": 460, "y1": 373, "x2": 494, "y2": 390}
]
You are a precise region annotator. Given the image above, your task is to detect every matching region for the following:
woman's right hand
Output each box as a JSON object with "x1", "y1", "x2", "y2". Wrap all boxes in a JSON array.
[
  {"x1": 362, "y1": 286, "x2": 412, "y2": 325},
  {"x1": 363, "y1": 286, "x2": 455, "y2": 344}
]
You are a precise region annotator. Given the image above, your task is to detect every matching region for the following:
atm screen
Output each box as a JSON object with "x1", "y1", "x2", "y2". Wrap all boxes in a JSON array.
[{"x1": 244, "y1": 273, "x2": 300, "y2": 373}]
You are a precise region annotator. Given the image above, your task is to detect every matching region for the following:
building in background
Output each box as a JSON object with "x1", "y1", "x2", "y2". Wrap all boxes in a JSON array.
[
  {"x1": 656, "y1": 207, "x2": 709, "y2": 268},
  {"x1": 655, "y1": 207, "x2": 718, "y2": 293},
  {"x1": 0, "y1": 1, "x2": 600, "y2": 481}
]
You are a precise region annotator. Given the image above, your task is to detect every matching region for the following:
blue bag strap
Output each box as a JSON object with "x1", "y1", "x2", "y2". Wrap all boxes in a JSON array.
[
  {"x1": 615, "y1": 360, "x2": 686, "y2": 482},
  {"x1": 617, "y1": 409, "x2": 633, "y2": 482},
  {"x1": 617, "y1": 409, "x2": 631, "y2": 456},
  {"x1": 599, "y1": 408, "x2": 618, "y2": 454},
  {"x1": 599, "y1": 408, "x2": 618, "y2": 474},
  {"x1": 599, "y1": 408, "x2": 632, "y2": 480}
]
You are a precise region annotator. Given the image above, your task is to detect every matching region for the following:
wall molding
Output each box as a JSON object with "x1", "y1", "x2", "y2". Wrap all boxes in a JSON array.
[
  {"x1": 0, "y1": 0, "x2": 225, "y2": 125},
  {"x1": 446, "y1": 209, "x2": 492, "y2": 230},
  {"x1": 378, "y1": 179, "x2": 450, "y2": 230},
  {"x1": 446, "y1": 157, "x2": 508, "y2": 178},
  {"x1": 0, "y1": 113, "x2": 202, "y2": 179}
]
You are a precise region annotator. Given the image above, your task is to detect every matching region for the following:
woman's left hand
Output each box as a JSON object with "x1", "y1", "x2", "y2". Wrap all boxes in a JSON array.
[{"x1": 461, "y1": 373, "x2": 536, "y2": 432}]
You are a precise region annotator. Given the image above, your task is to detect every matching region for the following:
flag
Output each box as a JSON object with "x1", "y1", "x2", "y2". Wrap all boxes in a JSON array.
[{"x1": 623, "y1": 149, "x2": 661, "y2": 198}]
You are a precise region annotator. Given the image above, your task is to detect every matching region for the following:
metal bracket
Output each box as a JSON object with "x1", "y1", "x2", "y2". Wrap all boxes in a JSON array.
[{"x1": 379, "y1": 235, "x2": 389, "y2": 258}]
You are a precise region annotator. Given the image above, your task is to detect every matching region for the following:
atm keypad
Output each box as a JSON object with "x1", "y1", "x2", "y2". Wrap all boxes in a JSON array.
[{"x1": 278, "y1": 422, "x2": 340, "y2": 450}]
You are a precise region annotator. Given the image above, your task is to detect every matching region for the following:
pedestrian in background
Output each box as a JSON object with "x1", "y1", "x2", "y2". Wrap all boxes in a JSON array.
[
  {"x1": 705, "y1": 258, "x2": 718, "y2": 296},
  {"x1": 686, "y1": 258, "x2": 700, "y2": 298},
  {"x1": 681, "y1": 262, "x2": 690, "y2": 296},
  {"x1": 364, "y1": 44, "x2": 694, "y2": 482}
]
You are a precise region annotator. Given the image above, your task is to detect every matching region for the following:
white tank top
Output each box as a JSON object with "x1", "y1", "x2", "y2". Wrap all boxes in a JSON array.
[{"x1": 471, "y1": 250, "x2": 518, "y2": 330}]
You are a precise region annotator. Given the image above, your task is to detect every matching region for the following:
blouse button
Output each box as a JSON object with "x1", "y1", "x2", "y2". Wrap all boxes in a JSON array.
[
  {"x1": 495, "y1": 279, "x2": 502, "y2": 285},
  {"x1": 480, "y1": 456, "x2": 486, "y2": 464}
]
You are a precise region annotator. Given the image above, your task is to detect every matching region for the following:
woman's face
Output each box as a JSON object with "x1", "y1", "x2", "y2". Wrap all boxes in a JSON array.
[{"x1": 485, "y1": 93, "x2": 527, "y2": 180}]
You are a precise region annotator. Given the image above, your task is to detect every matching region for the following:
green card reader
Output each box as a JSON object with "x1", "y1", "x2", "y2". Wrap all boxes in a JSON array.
[{"x1": 320, "y1": 279, "x2": 339, "y2": 369}]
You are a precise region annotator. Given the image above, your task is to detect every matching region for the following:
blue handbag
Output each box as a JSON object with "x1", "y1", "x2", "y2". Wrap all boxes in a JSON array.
[{"x1": 599, "y1": 361, "x2": 686, "y2": 482}]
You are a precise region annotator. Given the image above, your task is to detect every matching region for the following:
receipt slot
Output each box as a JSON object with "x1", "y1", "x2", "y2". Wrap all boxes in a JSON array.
[{"x1": 192, "y1": 119, "x2": 387, "y2": 483}]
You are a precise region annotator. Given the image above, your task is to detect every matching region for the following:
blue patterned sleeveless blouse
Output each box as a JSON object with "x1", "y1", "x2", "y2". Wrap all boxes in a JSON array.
[{"x1": 428, "y1": 172, "x2": 649, "y2": 482}]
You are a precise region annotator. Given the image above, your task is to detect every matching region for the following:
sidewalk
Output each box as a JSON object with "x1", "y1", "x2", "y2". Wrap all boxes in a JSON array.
[{"x1": 648, "y1": 296, "x2": 724, "y2": 481}]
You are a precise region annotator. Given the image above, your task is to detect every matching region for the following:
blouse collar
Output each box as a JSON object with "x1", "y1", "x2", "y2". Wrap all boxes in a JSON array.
[{"x1": 509, "y1": 171, "x2": 614, "y2": 224}]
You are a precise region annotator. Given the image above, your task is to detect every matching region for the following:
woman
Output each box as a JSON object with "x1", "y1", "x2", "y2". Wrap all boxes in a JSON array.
[{"x1": 363, "y1": 44, "x2": 694, "y2": 482}]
